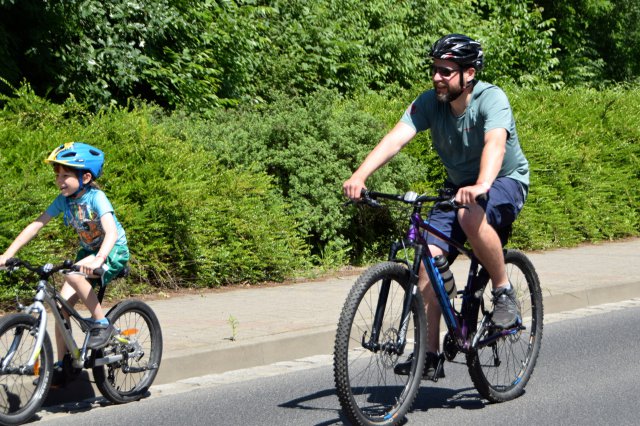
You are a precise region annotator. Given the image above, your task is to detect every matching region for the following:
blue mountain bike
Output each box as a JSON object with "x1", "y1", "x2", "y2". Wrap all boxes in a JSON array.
[{"x1": 333, "y1": 189, "x2": 543, "y2": 426}]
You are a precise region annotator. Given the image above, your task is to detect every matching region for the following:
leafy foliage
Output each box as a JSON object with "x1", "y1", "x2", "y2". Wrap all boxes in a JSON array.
[
  {"x1": 161, "y1": 89, "x2": 430, "y2": 262},
  {"x1": 536, "y1": 0, "x2": 640, "y2": 85},
  {"x1": 0, "y1": 0, "x2": 604, "y2": 111},
  {"x1": 507, "y1": 85, "x2": 640, "y2": 248},
  {"x1": 0, "y1": 89, "x2": 308, "y2": 298},
  {"x1": 471, "y1": 0, "x2": 560, "y2": 88}
]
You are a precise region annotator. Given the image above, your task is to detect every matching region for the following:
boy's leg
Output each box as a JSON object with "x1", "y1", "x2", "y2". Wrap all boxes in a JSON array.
[
  {"x1": 64, "y1": 272, "x2": 113, "y2": 348},
  {"x1": 55, "y1": 284, "x2": 78, "y2": 362},
  {"x1": 64, "y1": 272, "x2": 105, "y2": 320}
]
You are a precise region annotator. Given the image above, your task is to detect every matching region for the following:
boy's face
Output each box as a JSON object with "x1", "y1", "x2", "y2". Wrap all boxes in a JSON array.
[{"x1": 53, "y1": 165, "x2": 91, "y2": 197}]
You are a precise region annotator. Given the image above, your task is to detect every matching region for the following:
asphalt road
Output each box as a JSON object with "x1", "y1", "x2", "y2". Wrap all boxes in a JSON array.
[{"x1": 36, "y1": 299, "x2": 640, "y2": 425}]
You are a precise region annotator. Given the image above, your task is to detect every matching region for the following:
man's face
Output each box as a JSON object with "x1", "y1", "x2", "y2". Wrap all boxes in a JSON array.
[{"x1": 431, "y1": 59, "x2": 467, "y2": 103}]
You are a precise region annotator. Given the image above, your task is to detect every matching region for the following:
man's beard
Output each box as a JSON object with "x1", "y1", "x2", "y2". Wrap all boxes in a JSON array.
[{"x1": 436, "y1": 85, "x2": 463, "y2": 103}]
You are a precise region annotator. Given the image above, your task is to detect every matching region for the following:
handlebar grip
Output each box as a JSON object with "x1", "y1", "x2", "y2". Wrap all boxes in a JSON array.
[
  {"x1": 476, "y1": 192, "x2": 488, "y2": 203},
  {"x1": 5, "y1": 258, "x2": 20, "y2": 268},
  {"x1": 70, "y1": 264, "x2": 106, "y2": 277}
]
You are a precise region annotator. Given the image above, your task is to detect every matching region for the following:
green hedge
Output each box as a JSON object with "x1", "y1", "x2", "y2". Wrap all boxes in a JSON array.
[
  {"x1": 508, "y1": 86, "x2": 640, "y2": 248},
  {"x1": 160, "y1": 89, "x2": 430, "y2": 264},
  {"x1": 0, "y1": 85, "x2": 308, "y2": 303},
  {"x1": 1, "y1": 84, "x2": 639, "y2": 305}
]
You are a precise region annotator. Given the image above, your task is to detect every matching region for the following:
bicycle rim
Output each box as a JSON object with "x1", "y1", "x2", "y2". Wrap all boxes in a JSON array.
[
  {"x1": 334, "y1": 262, "x2": 426, "y2": 426},
  {"x1": 467, "y1": 249, "x2": 544, "y2": 402},
  {"x1": 93, "y1": 300, "x2": 162, "y2": 404},
  {"x1": 0, "y1": 314, "x2": 53, "y2": 425}
]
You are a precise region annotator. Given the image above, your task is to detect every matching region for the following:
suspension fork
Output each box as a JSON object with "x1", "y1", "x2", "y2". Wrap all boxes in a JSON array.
[{"x1": 364, "y1": 241, "x2": 418, "y2": 354}]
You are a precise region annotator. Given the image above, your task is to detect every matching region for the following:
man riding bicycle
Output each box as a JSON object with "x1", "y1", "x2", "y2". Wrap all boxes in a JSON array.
[{"x1": 343, "y1": 33, "x2": 529, "y2": 379}]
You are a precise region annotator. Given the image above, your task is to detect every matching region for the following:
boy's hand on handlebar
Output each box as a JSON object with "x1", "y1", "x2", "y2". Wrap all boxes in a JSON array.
[{"x1": 75, "y1": 256, "x2": 104, "y2": 277}]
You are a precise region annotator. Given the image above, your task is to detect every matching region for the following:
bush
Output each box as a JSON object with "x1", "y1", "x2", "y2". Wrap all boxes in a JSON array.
[
  {"x1": 508, "y1": 85, "x2": 640, "y2": 248},
  {"x1": 0, "y1": 86, "x2": 308, "y2": 303},
  {"x1": 160, "y1": 89, "x2": 430, "y2": 262}
]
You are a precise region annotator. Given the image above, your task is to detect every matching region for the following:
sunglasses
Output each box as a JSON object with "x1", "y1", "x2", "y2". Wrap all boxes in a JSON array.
[{"x1": 431, "y1": 65, "x2": 460, "y2": 78}]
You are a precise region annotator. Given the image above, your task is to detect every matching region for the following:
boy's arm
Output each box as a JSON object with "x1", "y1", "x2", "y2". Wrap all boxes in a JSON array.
[{"x1": 0, "y1": 213, "x2": 53, "y2": 266}]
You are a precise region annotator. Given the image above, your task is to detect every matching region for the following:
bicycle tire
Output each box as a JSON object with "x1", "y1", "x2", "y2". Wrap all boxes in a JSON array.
[
  {"x1": 0, "y1": 313, "x2": 53, "y2": 425},
  {"x1": 92, "y1": 300, "x2": 162, "y2": 404},
  {"x1": 334, "y1": 261, "x2": 427, "y2": 426},
  {"x1": 467, "y1": 249, "x2": 543, "y2": 402}
]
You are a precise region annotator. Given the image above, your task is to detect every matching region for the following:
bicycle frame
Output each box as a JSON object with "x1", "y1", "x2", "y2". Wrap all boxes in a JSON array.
[
  {"x1": 3, "y1": 262, "x2": 136, "y2": 374},
  {"x1": 365, "y1": 191, "x2": 520, "y2": 357}
]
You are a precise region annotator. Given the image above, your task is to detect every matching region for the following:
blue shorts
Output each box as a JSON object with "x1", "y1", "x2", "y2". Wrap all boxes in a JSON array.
[{"x1": 425, "y1": 177, "x2": 526, "y2": 262}]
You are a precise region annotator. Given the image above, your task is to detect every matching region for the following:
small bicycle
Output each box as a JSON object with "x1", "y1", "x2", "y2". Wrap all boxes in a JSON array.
[
  {"x1": 0, "y1": 258, "x2": 163, "y2": 425},
  {"x1": 333, "y1": 189, "x2": 543, "y2": 426}
]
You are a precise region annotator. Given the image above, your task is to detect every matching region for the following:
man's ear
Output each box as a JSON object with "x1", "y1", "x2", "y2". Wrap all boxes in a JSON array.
[{"x1": 466, "y1": 66, "x2": 476, "y2": 80}]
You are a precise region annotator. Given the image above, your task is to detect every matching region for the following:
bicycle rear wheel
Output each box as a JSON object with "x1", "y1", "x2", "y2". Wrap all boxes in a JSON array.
[
  {"x1": 92, "y1": 300, "x2": 162, "y2": 404},
  {"x1": 467, "y1": 249, "x2": 543, "y2": 402},
  {"x1": 0, "y1": 313, "x2": 53, "y2": 425},
  {"x1": 334, "y1": 261, "x2": 426, "y2": 426}
]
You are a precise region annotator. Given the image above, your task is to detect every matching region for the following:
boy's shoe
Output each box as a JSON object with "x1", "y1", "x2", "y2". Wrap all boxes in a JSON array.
[
  {"x1": 87, "y1": 321, "x2": 115, "y2": 349},
  {"x1": 33, "y1": 362, "x2": 65, "y2": 387},
  {"x1": 394, "y1": 352, "x2": 445, "y2": 381},
  {"x1": 492, "y1": 285, "x2": 521, "y2": 329},
  {"x1": 51, "y1": 363, "x2": 66, "y2": 387}
]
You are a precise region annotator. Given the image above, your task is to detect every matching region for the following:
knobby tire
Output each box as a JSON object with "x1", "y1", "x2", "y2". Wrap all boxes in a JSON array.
[
  {"x1": 466, "y1": 249, "x2": 543, "y2": 402},
  {"x1": 334, "y1": 262, "x2": 426, "y2": 426}
]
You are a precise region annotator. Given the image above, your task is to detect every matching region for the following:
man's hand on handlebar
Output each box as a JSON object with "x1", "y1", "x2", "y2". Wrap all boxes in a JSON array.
[
  {"x1": 455, "y1": 183, "x2": 489, "y2": 205},
  {"x1": 343, "y1": 176, "x2": 367, "y2": 201}
]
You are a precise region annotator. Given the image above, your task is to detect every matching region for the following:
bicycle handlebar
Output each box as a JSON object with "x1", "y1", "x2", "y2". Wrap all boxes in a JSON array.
[
  {"x1": 351, "y1": 188, "x2": 487, "y2": 211},
  {"x1": 3, "y1": 258, "x2": 106, "y2": 278},
  {"x1": 356, "y1": 189, "x2": 464, "y2": 211}
]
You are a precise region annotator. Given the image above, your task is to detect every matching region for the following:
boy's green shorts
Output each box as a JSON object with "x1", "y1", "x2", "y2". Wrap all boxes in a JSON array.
[{"x1": 76, "y1": 244, "x2": 130, "y2": 288}]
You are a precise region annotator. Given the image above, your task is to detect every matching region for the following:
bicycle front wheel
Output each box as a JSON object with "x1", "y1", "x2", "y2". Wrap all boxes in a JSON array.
[
  {"x1": 467, "y1": 249, "x2": 543, "y2": 402},
  {"x1": 0, "y1": 313, "x2": 53, "y2": 425},
  {"x1": 334, "y1": 261, "x2": 426, "y2": 426},
  {"x1": 92, "y1": 300, "x2": 162, "y2": 404}
]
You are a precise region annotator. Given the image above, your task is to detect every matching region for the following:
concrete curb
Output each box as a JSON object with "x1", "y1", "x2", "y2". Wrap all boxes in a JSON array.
[{"x1": 155, "y1": 278, "x2": 640, "y2": 385}]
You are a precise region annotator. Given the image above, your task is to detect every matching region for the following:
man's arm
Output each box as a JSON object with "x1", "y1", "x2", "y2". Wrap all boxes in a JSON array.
[
  {"x1": 343, "y1": 121, "x2": 417, "y2": 199},
  {"x1": 456, "y1": 127, "x2": 507, "y2": 204}
]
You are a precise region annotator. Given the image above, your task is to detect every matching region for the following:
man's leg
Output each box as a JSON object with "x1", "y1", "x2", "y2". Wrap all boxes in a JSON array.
[
  {"x1": 418, "y1": 245, "x2": 446, "y2": 353},
  {"x1": 458, "y1": 203, "x2": 520, "y2": 328},
  {"x1": 457, "y1": 204, "x2": 508, "y2": 288}
]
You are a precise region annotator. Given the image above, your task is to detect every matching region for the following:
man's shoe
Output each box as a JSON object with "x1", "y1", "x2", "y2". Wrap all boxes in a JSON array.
[
  {"x1": 492, "y1": 285, "x2": 521, "y2": 329},
  {"x1": 87, "y1": 322, "x2": 115, "y2": 349},
  {"x1": 394, "y1": 352, "x2": 445, "y2": 381}
]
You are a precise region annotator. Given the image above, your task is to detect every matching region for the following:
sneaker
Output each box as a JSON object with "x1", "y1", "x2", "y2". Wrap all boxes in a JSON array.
[
  {"x1": 491, "y1": 285, "x2": 521, "y2": 329},
  {"x1": 51, "y1": 362, "x2": 65, "y2": 387},
  {"x1": 87, "y1": 321, "x2": 115, "y2": 349},
  {"x1": 394, "y1": 352, "x2": 445, "y2": 381},
  {"x1": 33, "y1": 362, "x2": 65, "y2": 387}
]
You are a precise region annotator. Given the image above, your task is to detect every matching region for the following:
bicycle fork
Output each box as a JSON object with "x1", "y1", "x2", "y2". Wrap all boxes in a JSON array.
[
  {"x1": 1, "y1": 286, "x2": 49, "y2": 375},
  {"x1": 362, "y1": 243, "x2": 422, "y2": 357}
]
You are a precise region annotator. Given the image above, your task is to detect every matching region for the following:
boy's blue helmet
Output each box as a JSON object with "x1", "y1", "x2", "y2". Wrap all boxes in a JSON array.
[{"x1": 45, "y1": 142, "x2": 105, "y2": 179}]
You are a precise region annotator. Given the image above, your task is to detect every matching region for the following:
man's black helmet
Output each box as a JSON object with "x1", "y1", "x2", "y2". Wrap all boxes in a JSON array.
[{"x1": 430, "y1": 34, "x2": 484, "y2": 70}]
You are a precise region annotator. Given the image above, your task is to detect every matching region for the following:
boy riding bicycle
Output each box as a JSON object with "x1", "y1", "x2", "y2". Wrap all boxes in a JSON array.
[{"x1": 0, "y1": 142, "x2": 129, "y2": 381}]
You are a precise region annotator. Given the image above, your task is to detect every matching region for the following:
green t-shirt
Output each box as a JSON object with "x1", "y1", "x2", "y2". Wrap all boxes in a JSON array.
[{"x1": 400, "y1": 81, "x2": 529, "y2": 190}]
